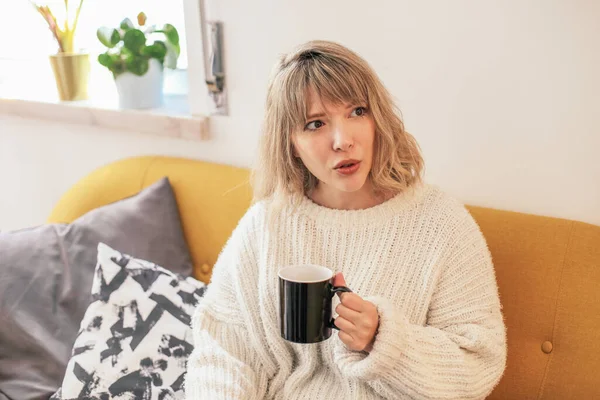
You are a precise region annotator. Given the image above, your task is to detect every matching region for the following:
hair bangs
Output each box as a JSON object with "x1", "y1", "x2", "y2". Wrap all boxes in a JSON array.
[
  {"x1": 279, "y1": 53, "x2": 370, "y2": 130},
  {"x1": 276, "y1": 64, "x2": 311, "y2": 134},
  {"x1": 306, "y1": 56, "x2": 369, "y2": 112}
]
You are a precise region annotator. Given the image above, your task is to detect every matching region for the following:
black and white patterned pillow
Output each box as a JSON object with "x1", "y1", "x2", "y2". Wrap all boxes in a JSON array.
[{"x1": 51, "y1": 242, "x2": 207, "y2": 400}]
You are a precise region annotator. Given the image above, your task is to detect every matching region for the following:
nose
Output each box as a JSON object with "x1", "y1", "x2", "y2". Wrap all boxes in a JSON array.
[{"x1": 332, "y1": 122, "x2": 354, "y2": 152}]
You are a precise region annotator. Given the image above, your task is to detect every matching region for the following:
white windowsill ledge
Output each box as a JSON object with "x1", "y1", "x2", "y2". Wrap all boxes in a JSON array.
[{"x1": 0, "y1": 94, "x2": 208, "y2": 141}]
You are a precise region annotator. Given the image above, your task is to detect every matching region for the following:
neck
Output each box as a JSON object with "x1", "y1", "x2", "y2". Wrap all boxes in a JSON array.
[{"x1": 309, "y1": 181, "x2": 388, "y2": 210}]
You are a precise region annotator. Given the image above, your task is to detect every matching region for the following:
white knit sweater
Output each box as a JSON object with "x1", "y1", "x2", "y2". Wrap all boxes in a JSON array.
[{"x1": 185, "y1": 183, "x2": 507, "y2": 400}]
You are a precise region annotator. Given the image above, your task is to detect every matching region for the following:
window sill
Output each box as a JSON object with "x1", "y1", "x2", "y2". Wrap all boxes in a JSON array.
[{"x1": 0, "y1": 92, "x2": 208, "y2": 141}]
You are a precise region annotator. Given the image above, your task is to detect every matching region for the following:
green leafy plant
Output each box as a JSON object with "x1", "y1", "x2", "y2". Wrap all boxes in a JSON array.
[{"x1": 96, "y1": 12, "x2": 180, "y2": 78}]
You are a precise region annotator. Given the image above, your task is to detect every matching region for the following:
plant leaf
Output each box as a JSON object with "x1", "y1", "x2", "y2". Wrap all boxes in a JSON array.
[
  {"x1": 126, "y1": 55, "x2": 149, "y2": 76},
  {"x1": 153, "y1": 25, "x2": 180, "y2": 67},
  {"x1": 98, "y1": 52, "x2": 125, "y2": 77},
  {"x1": 142, "y1": 40, "x2": 167, "y2": 64},
  {"x1": 161, "y1": 24, "x2": 179, "y2": 46},
  {"x1": 96, "y1": 27, "x2": 120, "y2": 48},
  {"x1": 123, "y1": 29, "x2": 146, "y2": 54},
  {"x1": 97, "y1": 52, "x2": 113, "y2": 68},
  {"x1": 120, "y1": 18, "x2": 135, "y2": 31}
]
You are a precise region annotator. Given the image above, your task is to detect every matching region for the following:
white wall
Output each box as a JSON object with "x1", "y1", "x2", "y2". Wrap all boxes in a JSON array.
[{"x1": 1, "y1": 0, "x2": 599, "y2": 231}]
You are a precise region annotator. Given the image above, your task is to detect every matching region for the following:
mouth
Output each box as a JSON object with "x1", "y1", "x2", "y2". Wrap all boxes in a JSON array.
[
  {"x1": 334, "y1": 160, "x2": 361, "y2": 175},
  {"x1": 334, "y1": 159, "x2": 360, "y2": 169}
]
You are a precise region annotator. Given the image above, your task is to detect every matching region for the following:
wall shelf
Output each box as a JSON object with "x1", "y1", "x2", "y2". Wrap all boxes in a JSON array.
[{"x1": 0, "y1": 95, "x2": 208, "y2": 141}]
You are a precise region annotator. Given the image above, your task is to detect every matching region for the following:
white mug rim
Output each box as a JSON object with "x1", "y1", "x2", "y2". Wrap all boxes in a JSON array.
[{"x1": 278, "y1": 264, "x2": 333, "y2": 283}]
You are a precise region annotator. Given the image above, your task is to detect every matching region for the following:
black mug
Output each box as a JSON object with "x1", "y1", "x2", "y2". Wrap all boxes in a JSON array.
[{"x1": 278, "y1": 264, "x2": 352, "y2": 344}]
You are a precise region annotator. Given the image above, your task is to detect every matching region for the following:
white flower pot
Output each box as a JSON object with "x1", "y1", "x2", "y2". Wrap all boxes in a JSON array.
[{"x1": 114, "y1": 58, "x2": 164, "y2": 109}]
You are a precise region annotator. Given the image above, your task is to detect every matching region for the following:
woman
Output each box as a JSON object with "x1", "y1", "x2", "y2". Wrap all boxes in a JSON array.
[{"x1": 185, "y1": 40, "x2": 507, "y2": 400}]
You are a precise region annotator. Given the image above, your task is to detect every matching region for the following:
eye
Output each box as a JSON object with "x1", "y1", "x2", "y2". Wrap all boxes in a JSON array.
[
  {"x1": 305, "y1": 120, "x2": 324, "y2": 131},
  {"x1": 351, "y1": 106, "x2": 367, "y2": 117}
]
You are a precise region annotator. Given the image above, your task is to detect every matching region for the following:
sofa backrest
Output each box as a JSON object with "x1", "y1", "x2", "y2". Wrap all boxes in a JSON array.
[
  {"x1": 48, "y1": 155, "x2": 600, "y2": 399},
  {"x1": 47, "y1": 155, "x2": 253, "y2": 284},
  {"x1": 468, "y1": 206, "x2": 600, "y2": 399}
]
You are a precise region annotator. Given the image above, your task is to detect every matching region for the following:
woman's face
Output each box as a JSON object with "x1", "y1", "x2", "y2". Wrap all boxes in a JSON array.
[{"x1": 292, "y1": 88, "x2": 375, "y2": 202}]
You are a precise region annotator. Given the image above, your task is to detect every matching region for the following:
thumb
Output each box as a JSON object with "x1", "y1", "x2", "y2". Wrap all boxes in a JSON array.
[{"x1": 332, "y1": 272, "x2": 347, "y2": 288}]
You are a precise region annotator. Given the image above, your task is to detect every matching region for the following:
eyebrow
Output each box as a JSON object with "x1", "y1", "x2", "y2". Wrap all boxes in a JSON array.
[
  {"x1": 306, "y1": 112, "x2": 326, "y2": 120},
  {"x1": 306, "y1": 104, "x2": 357, "y2": 120}
]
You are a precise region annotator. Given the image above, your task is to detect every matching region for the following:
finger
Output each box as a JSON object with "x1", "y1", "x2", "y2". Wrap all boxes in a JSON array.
[
  {"x1": 332, "y1": 272, "x2": 347, "y2": 287},
  {"x1": 332, "y1": 273, "x2": 350, "y2": 300},
  {"x1": 335, "y1": 303, "x2": 361, "y2": 322},
  {"x1": 340, "y1": 292, "x2": 364, "y2": 312},
  {"x1": 338, "y1": 330, "x2": 355, "y2": 347},
  {"x1": 333, "y1": 316, "x2": 356, "y2": 333}
]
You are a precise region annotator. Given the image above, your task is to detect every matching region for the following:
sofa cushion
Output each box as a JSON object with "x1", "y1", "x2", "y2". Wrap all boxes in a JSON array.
[
  {"x1": 0, "y1": 177, "x2": 193, "y2": 400},
  {"x1": 51, "y1": 243, "x2": 206, "y2": 400}
]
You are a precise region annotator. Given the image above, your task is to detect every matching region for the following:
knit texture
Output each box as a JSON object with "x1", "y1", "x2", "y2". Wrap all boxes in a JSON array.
[{"x1": 185, "y1": 183, "x2": 507, "y2": 400}]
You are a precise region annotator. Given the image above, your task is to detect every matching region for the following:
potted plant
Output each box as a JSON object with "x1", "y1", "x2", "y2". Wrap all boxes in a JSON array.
[
  {"x1": 31, "y1": 0, "x2": 90, "y2": 101},
  {"x1": 96, "y1": 12, "x2": 180, "y2": 109}
]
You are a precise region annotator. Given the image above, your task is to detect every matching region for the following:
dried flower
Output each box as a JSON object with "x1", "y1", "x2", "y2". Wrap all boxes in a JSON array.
[{"x1": 30, "y1": 0, "x2": 85, "y2": 53}]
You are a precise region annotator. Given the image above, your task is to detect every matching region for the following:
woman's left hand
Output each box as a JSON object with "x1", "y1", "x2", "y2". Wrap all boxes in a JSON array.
[{"x1": 332, "y1": 273, "x2": 379, "y2": 352}]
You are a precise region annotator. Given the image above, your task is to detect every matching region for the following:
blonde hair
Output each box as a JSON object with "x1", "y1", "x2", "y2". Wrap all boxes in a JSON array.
[{"x1": 252, "y1": 40, "x2": 424, "y2": 207}]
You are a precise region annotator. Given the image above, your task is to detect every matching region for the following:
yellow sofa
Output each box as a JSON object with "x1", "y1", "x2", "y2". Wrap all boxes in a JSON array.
[{"x1": 47, "y1": 155, "x2": 600, "y2": 399}]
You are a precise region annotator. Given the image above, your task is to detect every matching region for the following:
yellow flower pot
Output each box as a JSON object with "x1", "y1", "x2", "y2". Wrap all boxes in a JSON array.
[{"x1": 49, "y1": 53, "x2": 91, "y2": 101}]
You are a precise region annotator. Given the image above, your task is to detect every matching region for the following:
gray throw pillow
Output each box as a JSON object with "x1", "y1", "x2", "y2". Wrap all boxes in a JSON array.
[{"x1": 0, "y1": 177, "x2": 193, "y2": 400}]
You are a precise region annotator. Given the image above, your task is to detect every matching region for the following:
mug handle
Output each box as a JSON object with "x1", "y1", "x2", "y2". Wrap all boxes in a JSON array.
[{"x1": 329, "y1": 286, "x2": 352, "y2": 330}]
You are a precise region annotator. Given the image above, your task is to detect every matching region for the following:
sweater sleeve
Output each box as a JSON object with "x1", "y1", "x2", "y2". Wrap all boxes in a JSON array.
[
  {"x1": 185, "y1": 208, "x2": 275, "y2": 400},
  {"x1": 333, "y1": 210, "x2": 507, "y2": 400}
]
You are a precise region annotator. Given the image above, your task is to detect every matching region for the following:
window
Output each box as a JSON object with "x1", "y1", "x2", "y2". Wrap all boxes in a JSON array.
[{"x1": 0, "y1": 0, "x2": 192, "y2": 101}]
